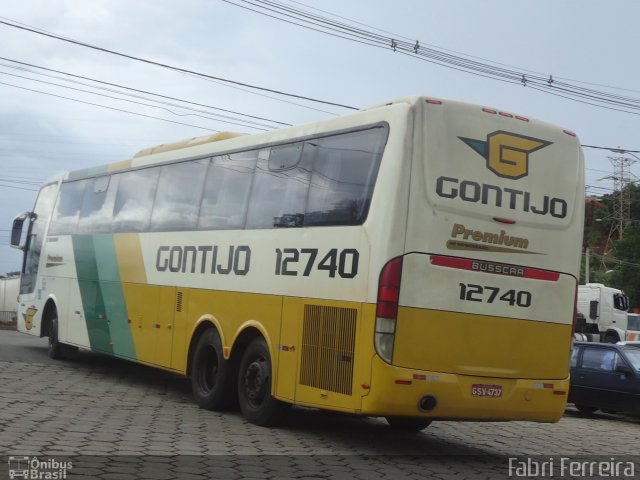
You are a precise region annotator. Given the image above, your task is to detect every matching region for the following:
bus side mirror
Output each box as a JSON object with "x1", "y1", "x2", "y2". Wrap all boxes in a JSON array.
[
  {"x1": 589, "y1": 300, "x2": 599, "y2": 320},
  {"x1": 10, "y1": 212, "x2": 33, "y2": 250}
]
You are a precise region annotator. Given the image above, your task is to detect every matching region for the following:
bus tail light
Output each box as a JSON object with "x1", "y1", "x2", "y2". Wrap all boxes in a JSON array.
[{"x1": 375, "y1": 257, "x2": 403, "y2": 363}]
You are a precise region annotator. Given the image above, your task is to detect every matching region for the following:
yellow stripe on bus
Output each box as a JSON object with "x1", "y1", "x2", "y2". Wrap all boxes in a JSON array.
[
  {"x1": 114, "y1": 234, "x2": 148, "y2": 284},
  {"x1": 107, "y1": 159, "x2": 133, "y2": 172}
]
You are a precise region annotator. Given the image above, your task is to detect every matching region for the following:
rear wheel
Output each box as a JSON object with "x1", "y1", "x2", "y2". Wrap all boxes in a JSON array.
[
  {"x1": 385, "y1": 416, "x2": 432, "y2": 431},
  {"x1": 603, "y1": 333, "x2": 619, "y2": 344},
  {"x1": 237, "y1": 337, "x2": 288, "y2": 426},
  {"x1": 575, "y1": 404, "x2": 598, "y2": 416},
  {"x1": 191, "y1": 328, "x2": 234, "y2": 410}
]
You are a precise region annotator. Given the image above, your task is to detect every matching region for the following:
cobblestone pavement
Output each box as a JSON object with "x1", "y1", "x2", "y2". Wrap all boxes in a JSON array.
[{"x1": 0, "y1": 331, "x2": 638, "y2": 479}]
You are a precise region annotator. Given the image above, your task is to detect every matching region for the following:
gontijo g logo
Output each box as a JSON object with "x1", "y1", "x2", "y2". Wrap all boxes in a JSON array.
[
  {"x1": 435, "y1": 130, "x2": 567, "y2": 219},
  {"x1": 459, "y1": 131, "x2": 552, "y2": 180}
]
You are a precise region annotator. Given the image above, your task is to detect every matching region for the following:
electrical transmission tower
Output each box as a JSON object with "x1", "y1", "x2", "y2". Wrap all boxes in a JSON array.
[{"x1": 602, "y1": 155, "x2": 638, "y2": 258}]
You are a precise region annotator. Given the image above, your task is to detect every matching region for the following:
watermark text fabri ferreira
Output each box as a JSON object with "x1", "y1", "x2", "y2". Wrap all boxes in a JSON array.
[{"x1": 509, "y1": 457, "x2": 635, "y2": 478}]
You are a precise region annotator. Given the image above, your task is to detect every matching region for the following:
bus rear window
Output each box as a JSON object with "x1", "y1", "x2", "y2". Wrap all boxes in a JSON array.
[{"x1": 304, "y1": 127, "x2": 386, "y2": 226}]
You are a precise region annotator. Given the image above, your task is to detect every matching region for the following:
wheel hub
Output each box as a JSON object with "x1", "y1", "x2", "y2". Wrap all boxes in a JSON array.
[{"x1": 244, "y1": 359, "x2": 268, "y2": 405}]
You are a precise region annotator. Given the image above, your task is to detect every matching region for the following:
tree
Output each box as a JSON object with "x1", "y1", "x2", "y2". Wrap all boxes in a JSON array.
[
  {"x1": 612, "y1": 222, "x2": 640, "y2": 307},
  {"x1": 582, "y1": 184, "x2": 640, "y2": 308}
]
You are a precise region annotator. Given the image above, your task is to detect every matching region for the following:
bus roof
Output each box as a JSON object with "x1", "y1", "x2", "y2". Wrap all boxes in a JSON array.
[{"x1": 60, "y1": 95, "x2": 578, "y2": 183}]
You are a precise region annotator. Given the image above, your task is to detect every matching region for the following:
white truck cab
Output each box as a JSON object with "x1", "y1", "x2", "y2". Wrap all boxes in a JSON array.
[{"x1": 576, "y1": 283, "x2": 629, "y2": 343}]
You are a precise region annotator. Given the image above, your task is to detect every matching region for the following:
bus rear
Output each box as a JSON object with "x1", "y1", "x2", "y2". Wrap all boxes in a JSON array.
[{"x1": 365, "y1": 97, "x2": 584, "y2": 422}]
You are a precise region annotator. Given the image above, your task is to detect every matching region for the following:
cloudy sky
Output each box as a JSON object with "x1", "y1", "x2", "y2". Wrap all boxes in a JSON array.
[{"x1": 1, "y1": 0, "x2": 639, "y2": 274}]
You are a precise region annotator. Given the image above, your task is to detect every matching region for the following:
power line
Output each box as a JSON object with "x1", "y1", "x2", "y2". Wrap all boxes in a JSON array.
[
  {"x1": 0, "y1": 183, "x2": 38, "y2": 192},
  {"x1": 582, "y1": 144, "x2": 640, "y2": 154},
  {"x1": 282, "y1": 0, "x2": 640, "y2": 96},
  {"x1": 586, "y1": 167, "x2": 617, "y2": 175},
  {"x1": 222, "y1": 0, "x2": 640, "y2": 115},
  {"x1": 0, "y1": 80, "x2": 220, "y2": 132},
  {"x1": 0, "y1": 56, "x2": 293, "y2": 128},
  {"x1": 0, "y1": 18, "x2": 357, "y2": 111},
  {"x1": 0, "y1": 178, "x2": 40, "y2": 186},
  {"x1": 589, "y1": 251, "x2": 640, "y2": 269},
  {"x1": 2, "y1": 18, "x2": 638, "y2": 150},
  {"x1": 0, "y1": 69, "x2": 275, "y2": 132}
]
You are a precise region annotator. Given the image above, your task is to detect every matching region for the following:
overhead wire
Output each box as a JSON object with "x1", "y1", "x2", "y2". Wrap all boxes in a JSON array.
[
  {"x1": 282, "y1": 0, "x2": 640, "y2": 97},
  {"x1": 0, "y1": 18, "x2": 357, "y2": 111},
  {"x1": 222, "y1": 0, "x2": 640, "y2": 115},
  {"x1": 0, "y1": 9, "x2": 638, "y2": 191},
  {"x1": 2, "y1": 7, "x2": 640, "y2": 120},
  {"x1": 0, "y1": 56, "x2": 293, "y2": 127},
  {"x1": 0, "y1": 69, "x2": 276, "y2": 132},
  {"x1": 254, "y1": 0, "x2": 640, "y2": 96},
  {"x1": 0, "y1": 80, "x2": 221, "y2": 132},
  {"x1": 582, "y1": 145, "x2": 640, "y2": 154},
  {"x1": 0, "y1": 183, "x2": 39, "y2": 192}
]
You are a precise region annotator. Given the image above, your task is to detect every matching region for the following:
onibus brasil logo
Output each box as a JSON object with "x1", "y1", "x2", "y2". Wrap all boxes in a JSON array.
[
  {"x1": 7, "y1": 456, "x2": 72, "y2": 479},
  {"x1": 459, "y1": 131, "x2": 552, "y2": 179}
]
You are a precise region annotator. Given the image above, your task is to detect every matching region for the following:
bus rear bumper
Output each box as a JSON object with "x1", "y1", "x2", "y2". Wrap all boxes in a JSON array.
[{"x1": 361, "y1": 356, "x2": 568, "y2": 423}]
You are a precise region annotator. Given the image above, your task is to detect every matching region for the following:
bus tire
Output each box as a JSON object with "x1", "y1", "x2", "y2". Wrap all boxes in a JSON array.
[
  {"x1": 385, "y1": 416, "x2": 432, "y2": 431},
  {"x1": 48, "y1": 316, "x2": 79, "y2": 360},
  {"x1": 237, "y1": 337, "x2": 288, "y2": 426},
  {"x1": 575, "y1": 404, "x2": 598, "y2": 416},
  {"x1": 191, "y1": 328, "x2": 234, "y2": 410},
  {"x1": 48, "y1": 316, "x2": 63, "y2": 359}
]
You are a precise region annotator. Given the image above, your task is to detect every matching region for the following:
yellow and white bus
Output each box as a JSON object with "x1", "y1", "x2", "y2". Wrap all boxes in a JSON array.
[{"x1": 11, "y1": 96, "x2": 584, "y2": 429}]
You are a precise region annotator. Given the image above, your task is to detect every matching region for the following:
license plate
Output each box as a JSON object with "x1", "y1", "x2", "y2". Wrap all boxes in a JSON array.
[{"x1": 471, "y1": 384, "x2": 503, "y2": 398}]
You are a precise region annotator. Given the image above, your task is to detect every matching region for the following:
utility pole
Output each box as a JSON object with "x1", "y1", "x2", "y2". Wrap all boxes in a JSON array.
[{"x1": 585, "y1": 247, "x2": 590, "y2": 284}]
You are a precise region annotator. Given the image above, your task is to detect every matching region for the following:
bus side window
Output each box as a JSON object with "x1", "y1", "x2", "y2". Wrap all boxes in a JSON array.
[
  {"x1": 150, "y1": 160, "x2": 207, "y2": 231},
  {"x1": 49, "y1": 180, "x2": 89, "y2": 235},
  {"x1": 245, "y1": 143, "x2": 311, "y2": 229},
  {"x1": 199, "y1": 152, "x2": 257, "y2": 230},
  {"x1": 112, "y1": 168, "x2": 159, "y2": 232},
  {"x1": 78, "y1": 176, "x2": 117, "y2": 233},
  {"x1": 305, "y1": 127, "x2": 387, "y2": 226}
]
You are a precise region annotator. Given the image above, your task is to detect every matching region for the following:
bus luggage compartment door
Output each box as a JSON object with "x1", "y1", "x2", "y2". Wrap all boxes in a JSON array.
[{"x1": 391, "y1": 253, "x2": 575, "y2": 380}]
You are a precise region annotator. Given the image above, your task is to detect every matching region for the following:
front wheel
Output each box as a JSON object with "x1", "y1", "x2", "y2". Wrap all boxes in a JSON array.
[
  {"x1": 385, "y1": 416, "x2": 432, "y2": 431},
  {"x1": 48, "y1": 316, "x2": 78, "y2": 360},
  {"x1": 237, "y1": 337, "x2": 288, "y2": 426}
]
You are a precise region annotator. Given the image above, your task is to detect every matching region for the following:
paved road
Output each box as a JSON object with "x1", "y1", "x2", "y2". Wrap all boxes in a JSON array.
[{"x1": 0, "y1": 330, "x2": 638, "y2": 479}]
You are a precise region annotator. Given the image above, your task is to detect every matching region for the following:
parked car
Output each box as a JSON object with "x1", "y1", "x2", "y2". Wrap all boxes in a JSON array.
[{"x1": 569, "y1": 342, "x2": 640, "y2": 416}]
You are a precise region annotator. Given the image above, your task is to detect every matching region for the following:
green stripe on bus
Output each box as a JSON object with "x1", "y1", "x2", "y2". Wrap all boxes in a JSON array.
[
  {"x1": 93, "y1": 235, "x2": 137, "y2": 360},
  {"x1": 72, "y1": 235, "x2": 113, "y2": 354}
]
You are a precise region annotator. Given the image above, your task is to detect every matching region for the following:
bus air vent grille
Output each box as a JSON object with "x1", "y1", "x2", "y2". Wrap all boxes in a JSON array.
[
  {"x1": 176, "y1": 292, "x2": 183, "y2": 313},
  {"x1": 300, "y1": 304, "x2": 357, "y2": 396}
]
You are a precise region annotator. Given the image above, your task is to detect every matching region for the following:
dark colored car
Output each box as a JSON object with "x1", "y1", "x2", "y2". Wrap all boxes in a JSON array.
[{"x1": 569, "y1": 342, "x2": 640, "y2": 416}]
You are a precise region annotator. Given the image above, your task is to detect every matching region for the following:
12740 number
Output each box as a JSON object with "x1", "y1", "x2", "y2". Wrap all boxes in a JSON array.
[
  {"x1": 459, "y1": 283, "x2": 532, "y2": 308},
  {"x1": 275, "y1": 248, "x2": 359, "y2": 278}
]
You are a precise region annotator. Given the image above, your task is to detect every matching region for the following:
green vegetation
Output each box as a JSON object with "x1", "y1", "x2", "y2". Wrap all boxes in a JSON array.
[{"x1": 583, "y1": 184, "x2": 640, "y2": 307}]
